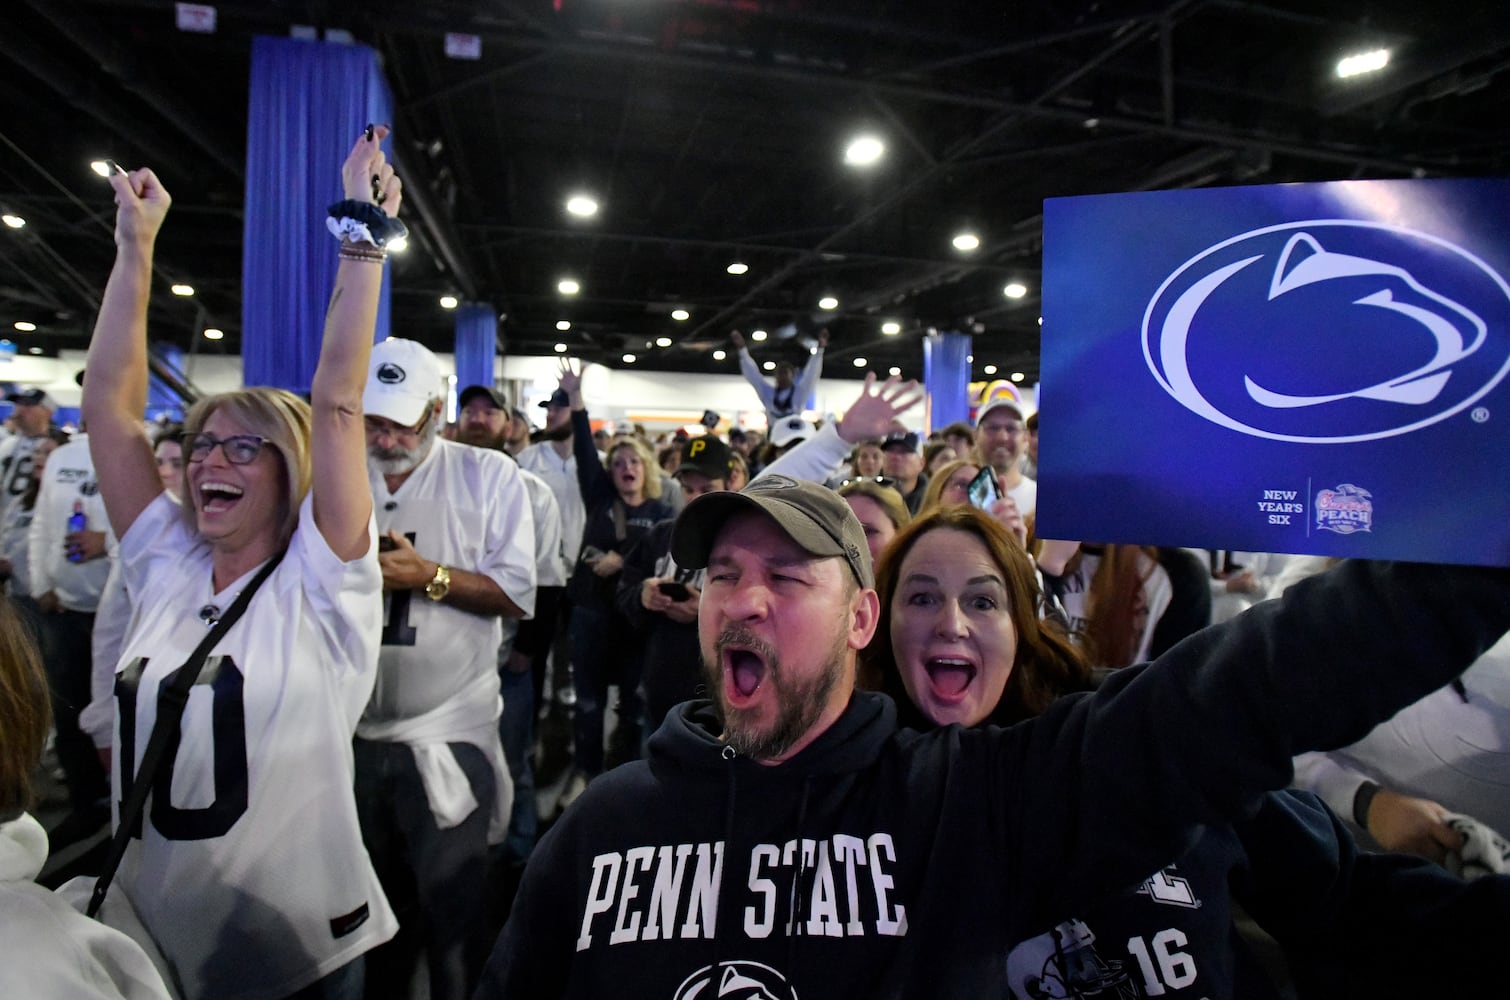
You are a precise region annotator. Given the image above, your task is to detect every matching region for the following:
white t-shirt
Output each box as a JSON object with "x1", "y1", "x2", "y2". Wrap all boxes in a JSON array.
[
  {"x1": 517, "y1": 442, "x2": 585, "y2": 566},
  {"x1": 1006, "y1": 475, "x2": 1038, "y2": 519},
  {"x1": 364, "y1": 439, "x2": 536, "y2": 723},
  {"x1": 29, "y1": 435, "x2": 113, "y2": 612},
  {"x1": 112, "y1": 493, "x2": 395, "y2": 1000}
]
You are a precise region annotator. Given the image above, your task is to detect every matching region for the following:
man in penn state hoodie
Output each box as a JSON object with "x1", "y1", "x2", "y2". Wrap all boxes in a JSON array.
[{"x1": 475, "y1": 475, "x2": 1510, "y2": 999}]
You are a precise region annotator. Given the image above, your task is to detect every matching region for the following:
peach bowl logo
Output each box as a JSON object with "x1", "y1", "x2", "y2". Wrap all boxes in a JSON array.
[
  {"x1": 1315, "y1": 484, "x2": 1373, "y2": 534},
  {"x1": 1143, "y1": 220, "x2": 1510, "y2": 443}
]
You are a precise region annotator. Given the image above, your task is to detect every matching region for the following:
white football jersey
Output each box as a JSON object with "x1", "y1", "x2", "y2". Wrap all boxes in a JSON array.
[
  {"x1": 0, "y1": 432, "x2": 44, "y2": 528},
  {"x1": 517, "y1": 441, "x2": 586, "y2": 565},
  {"x1": 29, "y1": 434, "x2": 113, "y2": 612},
  {"x1": 366, "y1": 438, "x2": 536, "y2": 723},
  {"x1": 112, "y1": 494, "x2": 395, "y2": 1000}
]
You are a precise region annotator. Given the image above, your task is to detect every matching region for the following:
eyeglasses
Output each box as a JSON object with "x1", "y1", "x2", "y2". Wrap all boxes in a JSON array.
[
  {"x1": 840, "y1": 476, "x2": 898, "y2": 489},
  {"x1": 364, "y1": 409, "x2": 432, "y2": 441},
  {"x1": 185, "y1": 433, "x2": 267, "y2": 465}
]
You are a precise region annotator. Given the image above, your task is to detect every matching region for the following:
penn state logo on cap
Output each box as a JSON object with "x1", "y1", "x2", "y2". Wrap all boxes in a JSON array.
[{"x1": 376, "y1": 362, "x2": 407, "y2": 384}]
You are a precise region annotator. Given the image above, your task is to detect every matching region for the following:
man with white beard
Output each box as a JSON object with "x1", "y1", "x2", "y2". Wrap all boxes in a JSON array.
[{"x1": 358, "y1": 338, "x2": 537, "y2": 998}]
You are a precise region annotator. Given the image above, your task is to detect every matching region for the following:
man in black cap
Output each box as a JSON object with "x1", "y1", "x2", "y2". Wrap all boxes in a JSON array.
[
  {"x1": 616, "y1": 434, "x2": 736, "y2": 731},
  {"x1": 880, "y1": 428, "x2": 928, "y2": 513},
  {"x1": 477, "y1": 475, "x2": 1510, "y2": 999}
]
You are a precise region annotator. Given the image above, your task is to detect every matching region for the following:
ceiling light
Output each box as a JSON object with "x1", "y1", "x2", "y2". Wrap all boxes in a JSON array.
[
  {"x1": 1038, "y1": 316, "x2": 1043, "y2": 325},
  {"x1": 622, "y1": 353, "x2": 636, "y2": 363},
  {"x1": 670, "y1": 309, "x2": 690, "y2": 322},
  {"x1": 983, "y1": 364, "x2": 997, "y2": 375},
  {"x1": 170, "y1": 283, "x2": 195, "y2": 296},
  {"x1": 90, "y1": 160, "x2": 111, "y2": 177},
  {"x1": 1337, "y1": 48, "x2": 1390, "y2": 79},
  {"x1": 2, "y1": 214, "x2": 24, "y2": 229},
  {"x1": 566, "y1": 195, "x2": 599, "y2": 218},
  {"x1": 204, "y1": 328, "x2": 224, "y2": 340},
  {"x1": 881, "y1": 321, "x2": 901, "y2": 336},
  {"x1": 439, "y1": 295, "x2": 459, "y2": 309},
  {"x1": 726, "y1": 262, "x2": 748, "y2": 275},
  {"x1": 655, "y1": 336, "x2": 672, "y2": 347},
  {"x1": 386, "y1": 236, "x2": 408, "y2": 253},
  {"x1": 1011, "y1": 372, "x2": 1025, "y2": 383},
  {"x1": 852, "y1": 357, "x2": 867, "y2": 368},
  {"x1": 1003, "y1": 282, "x2": 1027, "y2": 299},
  {"x1": 967, "y1": 354, "x2": 974, "y2": 363},
  {"x1": 844, "y1": 135, "x2": 885, "y2": 166},
  {"x1": 762, "y1": 361, "x2": 775, "y2": 371},
  {"x1": 556, "y1": 320, "x2": 571, "y2": 331},
  {"x1": 952, "y1": 233, "x2": 980, "y2": 251},
  {"x1": 28, "y1": 347, "x2": 43, "y2": 356},
  {"x1": 558, "y1": 279, "x2": 580, "y2": 295},
  {"x1": 554, "y1": 343, "x2": 568, "y2": 353},
  {"x1": 713, "y1": 349, "x2": 727, "y2": 361},
  {"x1": 13, "y1": 321, "x2": 37, "y2": 332},
  {"x1": 751, "y1": 330, "x2": 767, "y2": 342},
  {"x1": 818, "y1": 296, "x2": 839, "y2": 310}
]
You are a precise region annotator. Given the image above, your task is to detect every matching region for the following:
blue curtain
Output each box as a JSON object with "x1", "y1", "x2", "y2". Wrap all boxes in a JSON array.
[
  {"x1": 924, "y1": 330, "x2": 972, "y2": 431},
  {"x1": 453, "y1": 304, "x2": 496, "y2": 391},
  {"x1": 243, "y1": 37, "x2": 394, "y2": 392}
]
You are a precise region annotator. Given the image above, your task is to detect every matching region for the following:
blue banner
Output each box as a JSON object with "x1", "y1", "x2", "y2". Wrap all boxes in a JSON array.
[{"x1": 1039, "y1": 178, "x2": 1510, "y2": 567}]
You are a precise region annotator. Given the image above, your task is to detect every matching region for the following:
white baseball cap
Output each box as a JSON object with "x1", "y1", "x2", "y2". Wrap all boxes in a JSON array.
[{"x1": 363, "y1": 337, "x2": 443, "y2": 426}]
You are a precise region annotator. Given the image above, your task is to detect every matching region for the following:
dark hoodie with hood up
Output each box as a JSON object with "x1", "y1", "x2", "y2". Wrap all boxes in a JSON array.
[{"x1": 476, "y1": 559, "x2": 1510, "y2": 999}]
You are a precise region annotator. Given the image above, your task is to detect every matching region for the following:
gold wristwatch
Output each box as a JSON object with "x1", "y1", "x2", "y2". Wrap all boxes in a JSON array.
[{"x1": 425, "y1": 563, "x2": 451, "y2": 601}]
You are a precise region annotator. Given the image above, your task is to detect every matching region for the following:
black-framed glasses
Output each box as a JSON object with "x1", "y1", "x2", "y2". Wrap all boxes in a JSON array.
[
  {"x1": 841, "y1": 475, "x2": 897, "y2": 489},
  {"x1": 185, "y1": 433, "x2": 267, "y2": 465}
]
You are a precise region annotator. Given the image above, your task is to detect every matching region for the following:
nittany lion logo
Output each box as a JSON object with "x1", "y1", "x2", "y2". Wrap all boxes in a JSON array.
[
  {"x1": 375, "y1": 362, "x2": 407, "y2": 384},
  {"x1": 671, "y1": 961, "x2": 797, "y2": 1000},
  {"x1": 1143, "y1": 220, "x2": 1510, "y2": 443}
]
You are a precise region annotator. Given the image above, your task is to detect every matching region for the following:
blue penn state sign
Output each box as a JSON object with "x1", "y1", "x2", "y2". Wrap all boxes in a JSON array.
[{"x1": 1039, "y1": 179, "x2": 1510, "y2": 567}]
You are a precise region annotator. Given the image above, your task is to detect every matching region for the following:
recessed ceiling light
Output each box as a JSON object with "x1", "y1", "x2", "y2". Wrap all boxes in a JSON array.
[
  {"x1": 204, "y1": 328, "x2": 224, "y2": 340},
  {"x1": 565, "y1": 195, "x2": 599, "y2": 218},
  {"x1": 952, "y1": 233, "x2": 980, "y2": 251},
  {"x1": 726, "y1": 262, "x2": 748, "y2": 275},
  {"x1": 967, "y1": 354, "x2": 974, "y2": 363},
  {"x1": 852, "y1": 357, "x2": 867, "y2": 368},
  {"x1": 554, "y1": 343, "x2": 567, "y2": 353},
  {"x1": 170, "y1": 284, "x2": 195, "y2": 297},
  {"x1": 622, "y1": 353, "x2": 637, "y2": 364},
  {"x1": 558, "y1": 279, "x2": 580, "y2": 295},
  {"x1": 818, "y1": 296, "x2": 838, "y2": 310},
  {"x1": 712, "y1": 349, "x2": 727, "y2": 361},
  {"x1": 386, "y1": 236, "x2": 408, "y2": 253},
  {"x1": 881, "y1": 321, "x2": 901, "y2": 336},
  {"x1": 751, "y1": 330, "x2": 767, "y2": 342},
  {"x1": 27, "y1": 347, "x2": 43, "y2": 355},
  {"x1": 556, "y1": 320, "x2": 571, "y2": 331},
  {"x1": 13, "y1": 321, "x2": 37, "y2": 332},
  {"x1": 671, "y1": 309, "x2": 689, "y2": 322},
  {"x1": 439, "y1": 295, "x2": 459, "y2": 309},
  {"x1": 655, "y1": 336, "x2": 672, "y2": 347},
  {"x1": 1011, "y1": 372, "x2": 1025, "y2": 383},
  {"x1": 762, "y1": 361, "x2": 775, "y2": 371},
  {"x1": 90, "y1": 160, "x2": 111, "y2": 177},
  {"x1": 888, "y1": 366, "x2": 901, "y2": 377},
  {"x1": 983, "y1": 364, "x2": 997, "y2": 375},
  {"x1": 1, "y1": 214, "x2": 24, "y2": 229},
  {"x1": 1337, "y1": 48, "x2": 1390, "y2": 78},
  {"x1": 844, "y1": 135, "x2": 885, "y2": 166},
  {"x1": 1003, "y1": 283, "x2": 1027, "y2": 299}
]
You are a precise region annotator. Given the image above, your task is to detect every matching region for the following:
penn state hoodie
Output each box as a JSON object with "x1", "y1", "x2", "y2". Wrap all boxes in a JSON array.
[{"x1": 477, "y1": 559, "x2": 1510, "y2": 999}]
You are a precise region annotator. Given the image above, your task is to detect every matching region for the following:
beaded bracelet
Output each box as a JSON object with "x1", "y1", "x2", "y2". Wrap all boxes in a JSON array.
[{"x1": 338, "y1": 244, "x2": 387, "y2": 264}]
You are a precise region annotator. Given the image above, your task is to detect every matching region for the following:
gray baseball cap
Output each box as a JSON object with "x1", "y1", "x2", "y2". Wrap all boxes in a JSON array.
[{"x1": 671, "y1": 473, "x2": 873, "y2": 589}]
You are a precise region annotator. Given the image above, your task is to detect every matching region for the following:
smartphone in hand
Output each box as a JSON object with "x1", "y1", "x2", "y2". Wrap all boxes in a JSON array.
[
  {"x1": 657, "y1": 580, "x2": 691, "y2": 601},
  {"x1": 968, "y1": 467, "x2": 1002, "y2": 510}
]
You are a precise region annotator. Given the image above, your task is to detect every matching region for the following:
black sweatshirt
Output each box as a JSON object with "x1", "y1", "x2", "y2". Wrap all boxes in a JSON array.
[{"x1": 477, "y1": 559, "x2": 1510, "y2": 998}]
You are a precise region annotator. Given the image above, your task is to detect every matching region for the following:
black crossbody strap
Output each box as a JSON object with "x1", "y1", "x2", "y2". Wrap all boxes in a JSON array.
[{"x1": 88, "y1": 549, "x2": 286, "y2": 918}]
